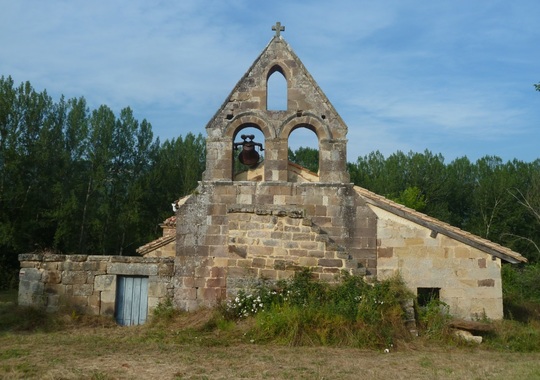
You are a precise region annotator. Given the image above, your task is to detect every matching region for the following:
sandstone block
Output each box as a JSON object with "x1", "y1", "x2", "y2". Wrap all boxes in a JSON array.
[
  {"x1": 67, "y1": 255, "x2": 88, "y2": 262},
  {"x1": 100, "y1": 289, "x2": 116, "y2": 303},
  {"x1": 73, "y1": 284, "x2": 94, "y2": 297},
  {"x1": 252, "y1": 258, "x2": 266, "y2": 268},
  {"x1": 62, "y1": 271, "x2": 87, "y2": 285},
  {"x1": 206, "y1": 278, "x2": 226, "y2": 288},
  {"x1": 44, "y1": 254, "x2": 68, "y2": 262},
  {"x1": 94, "y1": 275, "x2": 116, "y2": 291},
  {"x1": 19, "y1": 261, "x2": 40, "y2": 269},
  {"x1": 107, "y1": 263, "x2": 158, "y2": 276},
  {"x1": 478, "y1": 279, "x2": 495, "y2": 287},
  {"x1": 378, "y1": 247, "x2": 393, "y2": 258},
  {"x1": 18, "y1": 253, "x2": 43, "y2": 262},
  {"x1": 299, "y1": 257, "x2": 317, "y2": 266},
  {"x1": 43, "y1": 270, "x2": 61, "y2": 284},
  {"x1": 148, "y1": 281, "x2": 169, "y2": 297},
  {"x1": 259, "y1": 269, "x2": 277, "y2": 280},
  {"x1": 19, "y1": 268, "x2": 43, "y2": 282}
]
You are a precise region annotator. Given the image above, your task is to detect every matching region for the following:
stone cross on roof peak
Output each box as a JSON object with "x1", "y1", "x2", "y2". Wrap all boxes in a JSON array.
[{"x1": 272, "y1": 22, "x2": 285, "y2": 37}]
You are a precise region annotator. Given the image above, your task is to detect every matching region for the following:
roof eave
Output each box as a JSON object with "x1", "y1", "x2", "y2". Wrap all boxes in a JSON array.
[{"x1": 358, "y1": 188, "x2": 527, "y2": 264}]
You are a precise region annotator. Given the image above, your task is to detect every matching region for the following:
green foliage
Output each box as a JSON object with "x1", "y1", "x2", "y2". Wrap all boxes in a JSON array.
[
  {"x1": 288, "y1": 146, "x2": 319, "y2": 173},
  {"x1": 392, "y1": 186, "x2": 427, "y2": 211},
  {"x1": 222, "y1": 270, "x2": 414, "y2": 348},
  {"x1": 349, "y1": 150, "x2": 540, "y2": 263},
  {"x1": 151, "y1": 297, "x2": 177, "y2": 323},
  {"x1": 416, "y1": 299, "x2": 452, "y2": 341},
  {"x1": 502, "y1": 263, "x2": 540, "y2": 322},
  {"x1": 0, "y1": 76, "x2": 206, "y2": 284},
  {"x1": 485, "y1": 320, "x2": 540, "y2": 352}
]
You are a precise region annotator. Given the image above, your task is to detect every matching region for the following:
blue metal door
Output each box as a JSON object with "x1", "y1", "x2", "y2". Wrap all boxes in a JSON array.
[{"x1": 115, "y1": 276, "x2": 149, "y2": 326}]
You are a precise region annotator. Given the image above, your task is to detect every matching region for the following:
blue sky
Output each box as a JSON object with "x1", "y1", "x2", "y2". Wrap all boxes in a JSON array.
[{"x1": 1, "y1": 0, "x2": 539, "y2": 163}]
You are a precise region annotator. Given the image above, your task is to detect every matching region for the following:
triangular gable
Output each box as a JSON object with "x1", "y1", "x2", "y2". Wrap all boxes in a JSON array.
[
  {"x1": 203, "y1": 31, "x2": 350, "y2": 183},
  {"x1": 206, "y1": 34, "x2": 347, "y2": 132}
]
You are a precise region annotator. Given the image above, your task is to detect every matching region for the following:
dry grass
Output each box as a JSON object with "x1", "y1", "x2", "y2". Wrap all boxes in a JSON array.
[{"x1": 1, "y1": 310, "x2": 540, "y2": 380}]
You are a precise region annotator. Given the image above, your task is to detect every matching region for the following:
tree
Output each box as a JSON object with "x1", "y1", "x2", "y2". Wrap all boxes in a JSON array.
[
  {"x1": 505, "y1": 160, "x2": 540, "y2": 262},
  {"x1": 288, "y1": 146, "x2": 319, "y2": 173},
  {"x1": 445, "y1": 156, "x2": 476, "y2": 228},
  {"x1": 52, "y1": 97, "x2": 90, "y2": 252},
  {"x1": 392, "y1": 186, "x2": 427, "y2": 211}
]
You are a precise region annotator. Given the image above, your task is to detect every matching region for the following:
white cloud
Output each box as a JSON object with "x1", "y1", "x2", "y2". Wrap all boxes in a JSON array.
[{"x1": 1, "y1": 0, "x2": 539, "y2": 163}]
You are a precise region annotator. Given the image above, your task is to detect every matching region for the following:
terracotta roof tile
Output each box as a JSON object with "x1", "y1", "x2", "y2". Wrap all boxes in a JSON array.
[{"x1": 136, "y1": 235, "x2": 175, "y2": 256}]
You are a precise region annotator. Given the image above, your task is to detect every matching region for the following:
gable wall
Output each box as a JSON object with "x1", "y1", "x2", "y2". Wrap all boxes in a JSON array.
[
  {"x1": 204, "y1": 37, "x2": 349, "y2": 184},
  {"x1": 372, "y1": 207, "x2": 503, "y2": 320}
]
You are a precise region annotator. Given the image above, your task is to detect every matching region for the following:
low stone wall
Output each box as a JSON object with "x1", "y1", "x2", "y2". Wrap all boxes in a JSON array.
[{"x1": 18, "y1": 253, "x2": 174, "y2": 316}]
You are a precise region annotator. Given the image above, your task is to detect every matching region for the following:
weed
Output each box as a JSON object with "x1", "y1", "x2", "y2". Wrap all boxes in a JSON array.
[
  {"x1": 91, "y1": 371, "x2": 112, "y2": 380},
  {"x1": 484, "y1": 319, "x2": 540, "y2": 352},
  {"x1": 416, "y1": 299, "x2": 452, "y2": 341},
  {"x1": 0, "y1": 302, "x2": 57, "y2": 332},
  {"x1": 0, "y1": 348, "x2": 30, "y2": 360},
  {"x1": 502, "y1": 263, "x2": 540, "y2": 322},
  {"x1": 222, "y1": 269, "x2": 415, "y2": 348},
  {"x1": 151, "y1": 297, "x2": 177, "y2": 323}
]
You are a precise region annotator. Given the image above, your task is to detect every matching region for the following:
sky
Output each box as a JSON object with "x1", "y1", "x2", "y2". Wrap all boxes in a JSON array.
[{"x1": 1, "y1": 0, "x2": 539, "y2": 163}]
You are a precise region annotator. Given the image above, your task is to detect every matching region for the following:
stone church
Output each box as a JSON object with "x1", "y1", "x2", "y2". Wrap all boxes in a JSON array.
[{"x1": 19, "y1": 24, "x2": 526, "y2": 324}]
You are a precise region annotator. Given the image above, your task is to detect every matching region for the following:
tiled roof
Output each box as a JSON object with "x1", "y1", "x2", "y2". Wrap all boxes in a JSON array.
[
  {"x1": 354, "y1": 186, "x2": 527, "y2": 264},
  {"x1": 136, "y1": 235, "x2": 175, "y2": 256},
  {"x1": 161, "y1": 216, "x2": 176, "y2": 227}
]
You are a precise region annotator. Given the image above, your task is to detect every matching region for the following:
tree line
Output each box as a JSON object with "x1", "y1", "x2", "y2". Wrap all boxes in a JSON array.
[
  {"x1": 1, "y1": 76, "x2": 539, "y2": 288},
  {"x1": 0, "y1": 76, "x2": 205, "y2": 287},
  {"x1": 287, "y1": 145, "x2": 540, "y2": 264}
]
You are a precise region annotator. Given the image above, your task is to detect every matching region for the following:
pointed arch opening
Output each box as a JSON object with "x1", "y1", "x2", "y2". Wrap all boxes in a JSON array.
[{"x1": 266, "y1": 65, "x2": 287, "y2": 111}]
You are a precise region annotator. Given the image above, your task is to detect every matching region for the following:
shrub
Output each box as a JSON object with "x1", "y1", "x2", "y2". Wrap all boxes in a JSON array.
[
  {"x1": 222, "y1": 269, "x2": 415, "y2": 348},
  {"x1": 484, "y1": 320, "x2": 540, "y2": 352},
  {"x1": 502, "y1": 263, "x2": 540, "y2": 322},
  {"x1": 416, "y1": 299, "x2": 452, "y2": 341}
]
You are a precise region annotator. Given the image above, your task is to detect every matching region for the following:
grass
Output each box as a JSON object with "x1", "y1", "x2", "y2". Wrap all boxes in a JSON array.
[
  {"x1": 1, "y1": 272, "x2": 540, "y2": 379},
  {"x1": 1, "y1": 309, "x2": 539, "y2": 379}
]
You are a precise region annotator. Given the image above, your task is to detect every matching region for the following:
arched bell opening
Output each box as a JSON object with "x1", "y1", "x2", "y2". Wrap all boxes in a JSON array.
[
  {"x1": 232, "y1": 124, "x2": 266, "y2": 181},
  {"x1": 287, "y1": 124, "x2": 320, "y2": 182}
]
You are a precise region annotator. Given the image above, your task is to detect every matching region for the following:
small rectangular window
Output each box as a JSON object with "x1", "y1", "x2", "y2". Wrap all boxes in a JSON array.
[{"x1": 417, "y1": 287, "x2": 440, "y2": 307}]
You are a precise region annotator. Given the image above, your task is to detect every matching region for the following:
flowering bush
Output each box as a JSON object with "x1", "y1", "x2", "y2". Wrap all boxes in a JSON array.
[
  {"x1": 220, "y1": 269, "x2": 415, "y2": 348},
  {"x1": 223, "y1": 281, "x2": 286, "y2": 320}
]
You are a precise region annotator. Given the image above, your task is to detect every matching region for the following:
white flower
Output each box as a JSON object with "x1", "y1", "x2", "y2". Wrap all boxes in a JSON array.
[{"x1": 384, "y1": 349, "x2": 390, "y2": 353}]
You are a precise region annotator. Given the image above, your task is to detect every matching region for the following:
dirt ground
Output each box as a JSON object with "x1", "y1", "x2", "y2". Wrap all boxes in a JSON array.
[{"x1": 1, "y1": 324, "x2": 540, "y2": 380}]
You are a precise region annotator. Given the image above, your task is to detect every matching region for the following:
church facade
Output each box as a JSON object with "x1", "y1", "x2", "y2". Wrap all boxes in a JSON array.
[{"x1": 19, "y1": 25, "x2": 526, "y2": 322}]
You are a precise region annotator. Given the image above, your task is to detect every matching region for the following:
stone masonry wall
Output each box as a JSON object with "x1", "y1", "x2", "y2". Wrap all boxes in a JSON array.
[
  {"x1": 174, "y1": 181, "x2": 377, "y2": 311},
  {"x1": 373, "y1": 208, "x2": 504, "y2": 320},
  {"x1": 18, "y1": 253, "x2": 174, "y2": 316},
  {"x1": 224, "y1": 207, "x2": 366, "y2": 298}
]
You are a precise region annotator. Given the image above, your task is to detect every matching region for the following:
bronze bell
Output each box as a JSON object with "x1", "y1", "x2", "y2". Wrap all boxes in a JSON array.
[
  {"x1": 234, "y1": 134, "x2": 264, "y2": 168},
  {"x1": 238, "y1": 142, "x2": 260, "y2": 166}
]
